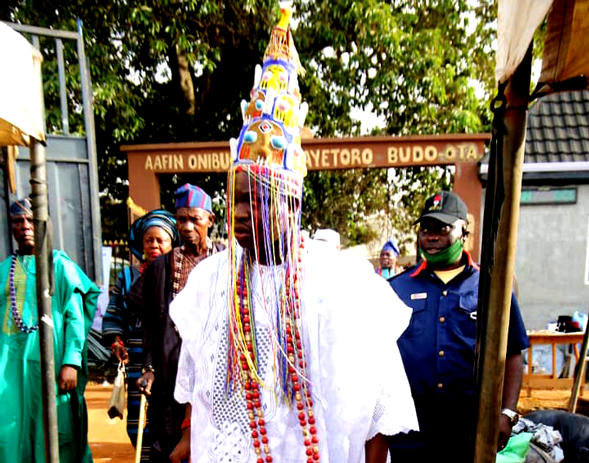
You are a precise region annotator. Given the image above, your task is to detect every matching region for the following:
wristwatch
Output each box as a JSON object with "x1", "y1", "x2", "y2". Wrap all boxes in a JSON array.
[
  {"x1": 141, "y1": 365, "x2": 155, "y2": 375},
  {"x1": 501, "y1": 408, "x2": 519, "y2": 426}
]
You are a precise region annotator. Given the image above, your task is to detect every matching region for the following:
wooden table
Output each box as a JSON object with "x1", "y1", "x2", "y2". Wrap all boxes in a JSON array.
[{"x1": 524, "y1": 331, "x2": 585, "y2": 393}]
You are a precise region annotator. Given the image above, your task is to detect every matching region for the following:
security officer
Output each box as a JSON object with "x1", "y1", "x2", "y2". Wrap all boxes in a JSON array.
[{"x1": 388, "y1": 191, "x2": 529, "y2": 462}]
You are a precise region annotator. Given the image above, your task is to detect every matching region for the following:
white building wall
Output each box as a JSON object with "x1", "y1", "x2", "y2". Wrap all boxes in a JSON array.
[{"x1": 514, "y1": 184, "x2": 589, "y2": 330}]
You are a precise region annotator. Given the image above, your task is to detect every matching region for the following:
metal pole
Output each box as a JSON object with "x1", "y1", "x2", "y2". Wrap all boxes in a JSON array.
[
  {"x1": 472, "y1": 46, "x2": 532, "y2": 463},
  {"x1": 568, "y1": 319, "x2": 589, "y2": 412},
  {"x1": 30, "y1": 138, "x2": 60, "y2": 463},
  {"x1": 76, "y1": 19, "x2": 103, "y2": 285},
  {"x1": 55, "y1": 38, "x2": 70, "y2": 135}
]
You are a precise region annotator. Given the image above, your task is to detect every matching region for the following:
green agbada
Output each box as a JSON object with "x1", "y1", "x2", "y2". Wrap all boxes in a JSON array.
[{"x1": 0, "y1": 250, "x2": 99, "y2": 462}]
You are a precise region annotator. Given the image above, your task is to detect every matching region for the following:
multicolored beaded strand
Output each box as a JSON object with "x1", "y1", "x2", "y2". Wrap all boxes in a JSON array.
[{"x1": 9, "y1": 252, "x2": 38, "y2": 334}]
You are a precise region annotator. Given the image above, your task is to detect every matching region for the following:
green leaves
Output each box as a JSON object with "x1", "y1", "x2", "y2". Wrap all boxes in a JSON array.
[
  {"x1": 2, "y1": 0, "x2": 497, "y2": 247},
  {"x1": 295, "y1": 0, "x2": 495, "y2": 250}
]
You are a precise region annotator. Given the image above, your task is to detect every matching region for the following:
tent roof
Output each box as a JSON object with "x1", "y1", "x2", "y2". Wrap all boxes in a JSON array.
[{"x1": 0, "y1": 22, "x2": 45, "y2": 146}]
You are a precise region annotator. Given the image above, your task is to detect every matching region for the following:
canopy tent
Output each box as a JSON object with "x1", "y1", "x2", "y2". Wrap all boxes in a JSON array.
[
  {"x1": 535, "y1": 0, "x2": 589, "y2": 96},
  {"x1": 0, "y1": 21, "x2": 59, "y2": 463},
  {"x1": 495, "y1": 0, "x2": 553, "y2": 85},
  {"x1": 475, "y1": 1, "x2": 589, "y2": 462},
  {"x1": 496, "y1": 0, "x2": 589, "y2": 95},
  {"x1": 0, "y1": 21, "x2": 45, "y2": 147}
]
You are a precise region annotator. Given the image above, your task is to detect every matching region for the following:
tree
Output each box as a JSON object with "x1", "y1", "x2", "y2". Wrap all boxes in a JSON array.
[
  {"x1": 295, "y1": 0, "x2": 496, "y2": 249},
  {"x1": 2, "y1": 0, "x2": 498, "y2": 249}
]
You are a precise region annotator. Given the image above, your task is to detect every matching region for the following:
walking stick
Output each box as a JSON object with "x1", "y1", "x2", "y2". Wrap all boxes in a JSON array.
[{"x1": 135, "y1": 381, "x2": 148, "y2": 463}]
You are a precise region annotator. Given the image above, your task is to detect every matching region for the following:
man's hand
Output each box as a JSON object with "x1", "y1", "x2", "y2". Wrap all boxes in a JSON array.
[
  {"x1": 58, "y1": 365, "x2": 78, "y2": 393},
  {"x1": 136, "y1": 371, "x2": 154, "y2": 396},
  {"x1": 111, "y1": 336, "x2": 129, "y2": 364},
  {"x1": 169, "y1": 429, "x2": 190, "y2": 463},
  {"x1": 497, "y1": 415, "x2": 512, "y2": 451}
]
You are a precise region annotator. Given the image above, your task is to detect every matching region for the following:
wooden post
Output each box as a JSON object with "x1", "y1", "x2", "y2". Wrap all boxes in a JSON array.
[
  {"x1": 472, "y1": 45, "x2": 532, "y2": 463},
  {"x1": 569, "y1": 320, "x2": 589, "y2": 412},
  {"x1": 30, "y1": 139, "x2": 60, "y2": 463}
]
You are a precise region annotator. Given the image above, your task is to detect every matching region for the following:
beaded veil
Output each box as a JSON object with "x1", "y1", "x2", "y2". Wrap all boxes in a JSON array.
[{"x1": 226, "y1": 5, "x2": 320, "y2": 461}]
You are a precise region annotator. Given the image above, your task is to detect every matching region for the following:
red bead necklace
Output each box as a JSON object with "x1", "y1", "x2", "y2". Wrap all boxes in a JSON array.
[{"x1": 234, "y1": 241, "x2": 320, "y2": 462}]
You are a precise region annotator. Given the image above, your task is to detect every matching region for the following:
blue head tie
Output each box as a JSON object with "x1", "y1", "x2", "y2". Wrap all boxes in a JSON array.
[{"x1": 128, "y1": 209, "x2": 180, "y2": 261}]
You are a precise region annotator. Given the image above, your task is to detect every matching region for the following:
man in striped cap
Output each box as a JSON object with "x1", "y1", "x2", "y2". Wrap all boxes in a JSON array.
[{"x1": 135, "y1": 184, "x2": 223, "y2": 463}]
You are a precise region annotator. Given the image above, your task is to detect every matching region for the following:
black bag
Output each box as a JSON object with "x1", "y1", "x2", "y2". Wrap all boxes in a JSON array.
[{"x1": 525, "y1": 410, "x2": 589, "y2": 462}]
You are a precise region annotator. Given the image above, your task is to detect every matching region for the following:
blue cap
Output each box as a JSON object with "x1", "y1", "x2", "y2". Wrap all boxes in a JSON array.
[
  {"x1": 174, "y1": 184, "x2": 213, "y2": 213},
  {"x1": 10, "y1": 197, "x2": 32, "y2": 216},
  {"x1": 381, "y1": 238, "x2": 400, "y2": 257}
]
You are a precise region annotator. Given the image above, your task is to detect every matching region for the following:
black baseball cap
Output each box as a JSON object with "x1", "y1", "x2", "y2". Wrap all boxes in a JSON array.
[{"x1": 414, "y1": 191, "x2": 468, "y2": 225}]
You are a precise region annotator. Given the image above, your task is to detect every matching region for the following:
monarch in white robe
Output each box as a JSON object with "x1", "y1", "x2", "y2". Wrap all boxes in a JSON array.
[{"x1": 171, "y1": 245, "x2": 419, "y2": 463}]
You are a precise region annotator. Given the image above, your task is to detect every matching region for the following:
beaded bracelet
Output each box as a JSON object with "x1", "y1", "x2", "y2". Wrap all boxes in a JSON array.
[
  {"x1": 111, "y1": 339, "x2": 124, "y2": 351},
  {"x1": 181, "y1": 418, "x2": 191, "y2": 430}
]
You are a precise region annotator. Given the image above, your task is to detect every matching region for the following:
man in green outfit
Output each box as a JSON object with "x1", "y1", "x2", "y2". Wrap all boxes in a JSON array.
[{"x1": 0, "y1": 198, "x2": 100, "y2": 462}]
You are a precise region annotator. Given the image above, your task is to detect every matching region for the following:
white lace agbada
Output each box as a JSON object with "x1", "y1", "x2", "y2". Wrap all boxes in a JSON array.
[{"x1": 171, "y1": 245, "x2": 418, "y2": 463}]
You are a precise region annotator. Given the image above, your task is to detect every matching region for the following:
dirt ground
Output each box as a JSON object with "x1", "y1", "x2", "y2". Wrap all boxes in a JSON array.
[
  {"x1": 85, "y1": 383, "x2": 589, "y2": 462},
  {"x1": 518, "y1": 388, "x2": 589, "y2": 416},
  {"x1": 87, "y1": 383, "x2": 135, "y2": 463}
]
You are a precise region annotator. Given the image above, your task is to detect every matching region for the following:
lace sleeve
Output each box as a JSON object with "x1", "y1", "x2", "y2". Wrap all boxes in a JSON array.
[
  {"x1": 175, "y1": 342, "x2": 195, "y2": 404},
  {"x1": 366, "y1": 333, "x2": 420, "y2": 441},
  {"x1": 366, "y1": 272, "x2": 419, "y2": 440}
]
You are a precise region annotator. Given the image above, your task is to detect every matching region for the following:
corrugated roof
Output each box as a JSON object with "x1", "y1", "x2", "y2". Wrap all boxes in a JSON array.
[{"x1": 525, "y1": 89, "x2": 589, "y2": 163}]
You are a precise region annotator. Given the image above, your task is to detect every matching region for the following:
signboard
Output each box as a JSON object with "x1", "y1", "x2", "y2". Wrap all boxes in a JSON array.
[
  {"x1": 122, "y1": 133, "x2": 490, "y2": 261},
  {"x1": 128, "y1": 134, "x2": 489, "y2": 174},
  {"x1": 521, "y1": 187, "x2": 577, "y2": 205}
]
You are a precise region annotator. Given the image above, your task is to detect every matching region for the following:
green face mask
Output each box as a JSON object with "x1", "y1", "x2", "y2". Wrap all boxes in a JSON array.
[{"x1": 420, "y1": 239, "x2": 464, "y2": 267}]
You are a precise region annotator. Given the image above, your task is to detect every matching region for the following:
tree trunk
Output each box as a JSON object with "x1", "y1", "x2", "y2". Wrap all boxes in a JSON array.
[{"x1": 169, "y1": 45, "x2": 196, "y2": 115}]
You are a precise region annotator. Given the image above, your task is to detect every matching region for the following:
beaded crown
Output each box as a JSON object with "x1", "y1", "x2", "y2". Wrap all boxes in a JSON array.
[
  {"x1": 224, "y1": 8, "x2": 321, "y2": 459},
  {"x1": 229, "y1": 5, "x2": 308, "y2": 193}
]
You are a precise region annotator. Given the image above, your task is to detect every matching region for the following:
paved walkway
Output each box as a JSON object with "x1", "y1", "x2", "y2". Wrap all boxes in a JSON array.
[
  {"x1": 87, "y1": 383, "x2": 135, "y2": 463},
  {"x1": 85, "y1": 382, "x2": 588, "y2": 462}
]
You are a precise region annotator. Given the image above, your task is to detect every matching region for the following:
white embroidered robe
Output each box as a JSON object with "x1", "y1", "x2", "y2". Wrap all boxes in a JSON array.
[{"x1": 171, "y1": 246, "x2": 418, "y2": 463}]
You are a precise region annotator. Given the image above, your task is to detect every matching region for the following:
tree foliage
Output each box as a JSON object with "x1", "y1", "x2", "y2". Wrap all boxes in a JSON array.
[
  {"x1": 295, "y1": 0, "x2": 496, "y2": 249},
  {"x1": 1, "y1": 0, "x2": 498, "y2": 251}
]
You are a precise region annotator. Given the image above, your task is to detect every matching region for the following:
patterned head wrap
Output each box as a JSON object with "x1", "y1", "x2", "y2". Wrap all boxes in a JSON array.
[
  {"x1": 10, "y1": 197, "x2": 32, "y2": 217},
  {"x1": 381, "y1": 238, "x2": 400, "y2": 257},
  {"x1": 128, "y1": 209, "x2": 180, "y2": 261},
  {"x1": 174, "y1": 183, "x2": 213, "y2": 213}
]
